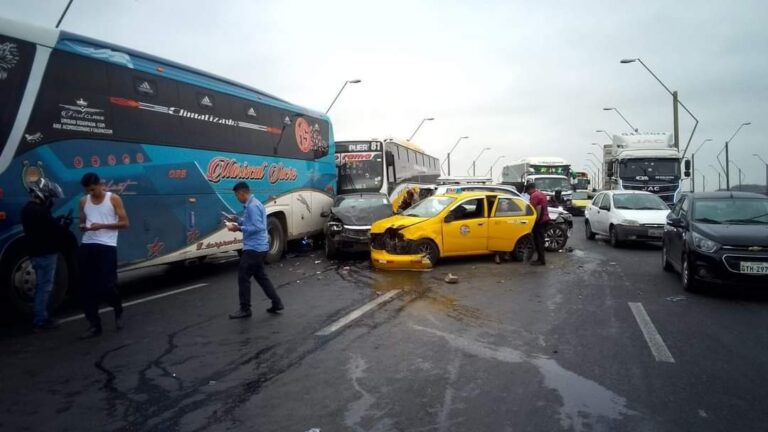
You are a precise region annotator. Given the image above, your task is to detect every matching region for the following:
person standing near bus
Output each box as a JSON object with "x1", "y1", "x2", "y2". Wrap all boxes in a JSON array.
[
  {"x1": 21, "y1": 178, "x2": 66, "y2": 331},
  {"x1": 525, "y1": 182, "x2": 549, "y2": 266},
  {"x1": 78, "y1": 173, "x2": 130, "y2": 339},
  {"x1": 227, "y1": 182, "x2": 284, "y2": 319}
]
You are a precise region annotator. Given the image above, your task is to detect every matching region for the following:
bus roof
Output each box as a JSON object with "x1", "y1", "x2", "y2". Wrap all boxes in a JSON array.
[{"x1": 0, "y1": 16, "x2": 324, "y2": 119}]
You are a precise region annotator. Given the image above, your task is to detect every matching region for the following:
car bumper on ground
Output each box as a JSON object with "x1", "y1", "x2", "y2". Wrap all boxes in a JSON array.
[
  {"x1": 690, "y1": 249, "x2": 768, "y2": 287},
  {"x1": 370, "y1": 248, "x2": 433, "y2": 271},
  {"x1": 615, "y1": 224, "x2": 665, "y2": 242}
]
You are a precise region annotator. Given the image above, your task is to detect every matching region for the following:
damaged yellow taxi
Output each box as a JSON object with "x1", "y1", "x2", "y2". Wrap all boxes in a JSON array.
[{"x1": 370, "y1": 192, "x2": 536, "y2": 270}]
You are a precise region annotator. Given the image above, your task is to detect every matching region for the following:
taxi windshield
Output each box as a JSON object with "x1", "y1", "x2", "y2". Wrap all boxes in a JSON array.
[{"x1": 403, "y1": 196, "x2": 455, "y2": 218}]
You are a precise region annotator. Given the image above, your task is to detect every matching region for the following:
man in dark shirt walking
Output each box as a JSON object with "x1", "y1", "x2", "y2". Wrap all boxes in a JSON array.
[
  {"x1": 21, "y1": 178, "x2": 67, "y2": 331},
  {"x1": 525, "y1": 183, "x2": 550, "y2": 266}
]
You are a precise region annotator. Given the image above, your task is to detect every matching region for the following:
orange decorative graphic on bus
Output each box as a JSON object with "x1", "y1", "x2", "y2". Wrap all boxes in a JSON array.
[{"x1": 295, "y1": 117, "x2": 313, "y2": 153}]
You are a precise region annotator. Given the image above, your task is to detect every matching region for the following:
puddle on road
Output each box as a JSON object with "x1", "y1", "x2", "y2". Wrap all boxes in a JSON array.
[{"x1": 411, "y1": 324, "x2": 637, "y2": 431}]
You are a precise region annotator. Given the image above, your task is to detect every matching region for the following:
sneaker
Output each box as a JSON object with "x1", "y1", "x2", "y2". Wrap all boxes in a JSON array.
[
  {"x1": 494, "y1": 254, "x2": 502, "y2": 265},
  {"x1": 266, "y1": 304, "x2": 284, "y2": 314},
  {"x1": 228, "y1": 309, "x2": 252, "y2": 319},
  {"x1": 33, "y1": 319, "x2": 60, "y2": 332},
  {"x1": 79, "y1": 327, "x2": 102, "y2": 339},
  {"x1": 530, "y1": 261, "x2": 546, "y2": 266}
]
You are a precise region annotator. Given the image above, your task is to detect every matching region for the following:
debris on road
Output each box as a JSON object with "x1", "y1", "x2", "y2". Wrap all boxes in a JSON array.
[
  {"x1": 666, "y1": 295, "x2": 687, "y2": 302},
  {"x1": 314, "y1": 260, "x2": 322, "y2": 264},
  {"x1": 208, "y1": 380, "x2": 217, "y2": 385},
  {"x1": 341, "y1": 266, "x2": 350, "y2": 272},
  {"x1": 444, "y1": 273, "x2": 459, "y2": 284}
]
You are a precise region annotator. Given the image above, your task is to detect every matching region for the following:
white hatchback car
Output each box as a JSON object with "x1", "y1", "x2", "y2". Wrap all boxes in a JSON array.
[{"x1": 585, "y1": 191, "x2": 670, "y2": 247}]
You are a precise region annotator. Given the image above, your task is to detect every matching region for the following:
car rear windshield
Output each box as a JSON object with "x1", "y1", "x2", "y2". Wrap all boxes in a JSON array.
[
  {"x1": 403, "y1": 196, "x2": 455, "y2": 218},
  {"x1": 613, "y1": 193, "x2": 668, "y2": 210},
  {"x1": 572, "y1": 192, "x2": 588, "y2": 199},
  {"x1": 693, "y1": 198, "x2": 768, "y2": 225}
]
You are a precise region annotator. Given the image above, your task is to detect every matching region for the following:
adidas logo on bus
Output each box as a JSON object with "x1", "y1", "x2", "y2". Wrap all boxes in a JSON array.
[
  {"x1": 137, "y1": 81, "x2": 154, "y2": 95},
  {"x1": 200, "y1": 95, "x2": 213, "y2": 107},
  {"x1": 247, "y1": 107, "x2": 257, "y2": 117}
]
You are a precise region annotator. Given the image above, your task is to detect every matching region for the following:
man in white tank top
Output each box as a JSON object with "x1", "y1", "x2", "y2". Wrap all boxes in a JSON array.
[{"x1": 77, "y1": 173, "x2": 130, "y2": 339}]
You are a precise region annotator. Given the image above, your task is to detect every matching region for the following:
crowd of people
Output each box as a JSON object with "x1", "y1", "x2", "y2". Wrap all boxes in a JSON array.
[{"x1": 21, "y1": 174, "x2": 281, "y2": 337}]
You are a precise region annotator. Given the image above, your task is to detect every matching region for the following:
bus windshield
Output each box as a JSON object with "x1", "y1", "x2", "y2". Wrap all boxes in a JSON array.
[{"x1": 338, "y1": 153, "x2": 384, "y2": 192}]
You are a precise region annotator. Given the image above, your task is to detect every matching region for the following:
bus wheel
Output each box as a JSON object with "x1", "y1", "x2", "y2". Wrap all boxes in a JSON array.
[
  {"x1": 0, "y1": 243, "x2": 70, "y2": 317},
  {"x1": 266, "y1": 216, "x2": 286, "y2": 264}
]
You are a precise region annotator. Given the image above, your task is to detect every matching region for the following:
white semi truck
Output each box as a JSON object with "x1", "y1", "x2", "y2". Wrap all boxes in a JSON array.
[
  {"x1": 501, "y1": 157, "x2": 573, "y2": 203},
  {"x1": 603, "y1": 133, "x2": 690, "y2": 206}
]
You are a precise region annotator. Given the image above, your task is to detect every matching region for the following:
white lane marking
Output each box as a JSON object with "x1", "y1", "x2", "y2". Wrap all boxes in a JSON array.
[
  {"x1": 628, "y1": 302, "x2": 675, "y2": 363},
  {"x1": 58, "y1": 283, "x2": 209, "y2": 324},
  {"x1": 316, "y1": 290, "x2": 402, "y2": 336}
]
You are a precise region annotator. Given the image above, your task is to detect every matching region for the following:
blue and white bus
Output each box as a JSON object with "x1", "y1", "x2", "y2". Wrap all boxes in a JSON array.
[{"x1": 0, "y1": 18, "x2": 336, "y2": 314}]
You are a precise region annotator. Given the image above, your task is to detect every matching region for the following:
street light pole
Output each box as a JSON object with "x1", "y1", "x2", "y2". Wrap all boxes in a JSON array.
[
  {"x1": 709, "y1": 164, "x2": 722, "y2": 191},
  {"x1": 442, "y1": 136, "x2": 469, "y2": 176},
  {"x1": 603, "y1": 107, "x2": 639, "y2": 133},
  {"x1": 408, "y1": 117, "x2": 435, "y2": 141},
  {"x1": 325, "y1": 79, "x2": 361, "y2": 114},
  {"x1": 730, "y1": 161, "x2": 745, "y2": 191},
  {"x1": 691, "y1": 138, "x2": 712, "y2": 192},
  {"x1": 486, "y1": 155, "x2": 506, "y2": 179},
  {"x1": 620, "y1": 58, "x2": 699, "y2": 155},
  {"x1": 717, "y1": 122, "x2": 751, "y2": 191},
  {"x1": 754, "y1": 154, "x2": 768, "y2": 195},
  {"x1": 588, "y1": 152, "x2": 601, "y2": 166},
  {"x1": 586, "y1": 159, "x2": 601, "y2": 189},
  {"x1": 694, "y1": 169, "x2": 706, "y2": 192},
  {"x1": 468, "y1": 147, "x2": 491, "y2": 176},
  {"x1": 596, "y1": 130, "x2": 614, "y2": 142}
]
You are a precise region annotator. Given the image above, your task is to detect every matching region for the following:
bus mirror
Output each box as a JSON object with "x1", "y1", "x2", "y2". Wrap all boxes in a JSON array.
[
  {"x1": 385, "y1": 151, "x2": 395, "y2": 167},
  {"x1": 684, "y1": 159, "x2": 691, "y2": 177},
  {"x1": 321, "y1": 210, "x2": 330, "y2": 218}
]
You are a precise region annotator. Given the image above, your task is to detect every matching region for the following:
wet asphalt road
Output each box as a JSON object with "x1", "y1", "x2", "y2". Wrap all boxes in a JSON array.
[{"x1": 2, "y1": 219, "x2": 768, "y2": 432}]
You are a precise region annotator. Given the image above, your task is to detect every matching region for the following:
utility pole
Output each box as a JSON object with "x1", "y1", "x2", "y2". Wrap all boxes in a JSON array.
[
  {"x1": 672, "y1": 91, "x2": 680, "y2": 150},
  {"x1": 725, "y1": 140, "x2": 730, "y2": 191}
]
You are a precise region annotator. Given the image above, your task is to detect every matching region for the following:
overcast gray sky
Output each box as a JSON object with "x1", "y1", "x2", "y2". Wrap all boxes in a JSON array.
[{"x1": 3, "y1": 0, "x2": 767, "y2": 186}]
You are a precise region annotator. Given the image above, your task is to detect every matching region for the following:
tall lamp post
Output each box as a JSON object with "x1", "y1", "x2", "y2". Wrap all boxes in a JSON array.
[
  {"x1": 694, "y1": 169, "x2": 706, "y2": 192},
  {"x1": 690, "y1": 138, "x2": 712, "y2": 192},
  {"x1": 325, "y1": 79, "x2": 361, "y2": 114},
  {"x1": 753, "y1": 153, "x2": 768, "y2": 195},
  {"x1": 585, "y1": 159, "x2": 601, "y2": 189},
  {"x1": 468, "y1": 147, "x2": 491, "y2": 176},
  {"x1": 709, "y1": 164, "x2": 723, "y2": 191},
  {"x1": 596, "y1": 129, "x2": 614, "y2": 142},
  {"x1": 442, "y1": 136, "x2": 469, "y2": 176},
  {"x1": 583, "y1": 167, "x2": 597, "y2": 189},
  {"x1": 620, "y1": 58, "x2": 699, "y2": 155},
  {"x1": 408, "y1": 117, "x2": 435, "y2": 141},
  {"x1": 729, "y1": 160, "x2": 746, "y2": 191},
  {"x1": 486, "y1": 155, "x2": 506, "y2": 180},
  {"x1": 603, "y1": 107, "x2": 639, "y2": 133},
  {"x1": 716, "y1": 122, "x2": 751, "y2": 191}
]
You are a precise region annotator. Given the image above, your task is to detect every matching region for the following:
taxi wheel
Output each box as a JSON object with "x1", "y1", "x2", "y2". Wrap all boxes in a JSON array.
[
  {"x1": 512, "y1": 235, "x2": 535, "y2": 262},
  {"x1": 413, "y1": 239, "x2": 439, "y2": 266}
]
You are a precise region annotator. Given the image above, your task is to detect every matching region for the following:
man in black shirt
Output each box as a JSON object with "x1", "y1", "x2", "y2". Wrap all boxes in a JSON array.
[{"x1": 20, "y1": 178, "x2": 66, "y2": 331}]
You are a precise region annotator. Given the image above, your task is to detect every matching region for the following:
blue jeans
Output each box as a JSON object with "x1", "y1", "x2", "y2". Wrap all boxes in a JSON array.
[{"x1": 31, "y1": 254, "x2": 57, "y2": 325}]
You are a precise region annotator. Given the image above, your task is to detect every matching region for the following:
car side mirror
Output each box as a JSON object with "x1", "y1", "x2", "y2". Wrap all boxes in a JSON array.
[
  {"x1": 667, "y1": 216, "x2": 686, "y2": 228},
  {"x1": 444, "y1": 213, "x2": 456, "y2": 223}
]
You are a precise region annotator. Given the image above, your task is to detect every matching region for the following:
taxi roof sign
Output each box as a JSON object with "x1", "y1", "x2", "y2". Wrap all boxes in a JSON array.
[{"x1": 436, "y1": 176, "x2": 493, "y2": 185}]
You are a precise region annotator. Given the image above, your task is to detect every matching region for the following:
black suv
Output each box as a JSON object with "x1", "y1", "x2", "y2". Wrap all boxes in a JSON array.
[{"x1": 662, "y1": 192, "x2": 768, "y2": 291}]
